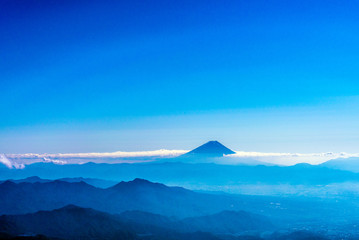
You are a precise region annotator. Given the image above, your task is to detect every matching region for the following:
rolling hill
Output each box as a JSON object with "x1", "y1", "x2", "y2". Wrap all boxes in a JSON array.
[{"x1": 0, "y1": 205, "x2": 273, "y2": 240}]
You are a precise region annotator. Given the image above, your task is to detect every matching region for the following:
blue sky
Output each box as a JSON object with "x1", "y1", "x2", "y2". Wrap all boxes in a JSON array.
[{"x1": 1, "y1": 0, "x2": 359, "y2": 153}]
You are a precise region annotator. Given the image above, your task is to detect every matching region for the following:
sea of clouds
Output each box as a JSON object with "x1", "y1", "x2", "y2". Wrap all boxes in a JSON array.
[
  {"x1": 2, "y1": 149, "x2": 359, "y2": 169},
  {"x1": 1, "y1": 150, "x2": 188, "y2": 169}
]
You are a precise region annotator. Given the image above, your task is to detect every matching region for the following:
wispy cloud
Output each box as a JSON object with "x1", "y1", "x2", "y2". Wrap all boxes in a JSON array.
[
  {"x1": 1, "y1": 150, "x2": 188, "y2": 168},
  {"x1": 0, "y1": 154, "x2": 25, "y2": 169},
  {"x1": 7, "y1": 149, "x2": 188, "y2": 159},
  {"x1": 43, "y1": 157, "x2": 67, "y2": 165}
]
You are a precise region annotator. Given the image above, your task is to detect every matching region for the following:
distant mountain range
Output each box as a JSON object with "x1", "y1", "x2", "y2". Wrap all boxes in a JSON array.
[
  {"x1": 320, "y1": 157, "x2": 359, "y2": 172},
  {"x1": 0, "y1": 178, "x2": 357, "y2": 229},
  {"x1": 0, "y1": 178, "x2": 277, "y2": 239},
  {"x1": 0, "y1": 178, "x2": 233, "y2": 217},
  {"x1": 0, "y1": 204, "x2": 274, "y2": 240},
  {"x1": 0, "y1": 204, "x2": 329, "y2": 240},
  {"x1": 0, "y1": 178, "x2": 337, "y2": 240},
  {"x1": 0, "y1": 176, "x2": 116, "y2": 188},
  {"x1": 3, "y1": 141, "x2": 358, "y2": 171},
  {"x1": 3, "y1": 142, "x2": 359, "y2": 189},
  {"x1": 0, "y1": 141, "x2": 356, "y2": 239},
  {"x1": 2, "y1": 160, "x2": 359, "y2": 189},
  {"x1": 0, "y1": 205, "x2": 136, "y2": 240}
]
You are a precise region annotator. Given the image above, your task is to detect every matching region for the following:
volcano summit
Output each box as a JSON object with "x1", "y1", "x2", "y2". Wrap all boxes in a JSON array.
[{"x1": 183, "y1": 141, "x2": 236, "y2": 158}]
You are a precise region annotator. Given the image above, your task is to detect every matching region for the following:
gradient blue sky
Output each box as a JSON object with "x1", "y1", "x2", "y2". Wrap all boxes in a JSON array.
[{"x1": 1, "y1": 0, "x2": 359, "y2": 153}]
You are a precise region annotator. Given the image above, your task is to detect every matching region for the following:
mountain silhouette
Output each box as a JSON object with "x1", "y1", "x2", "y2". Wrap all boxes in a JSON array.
[
  {"x1": 0, "y1": 176, "x2": 117, "y2": 188},
  {"x1": 0, "y1": 205, "x2": 136, "y2": 240},
  {"x1": 0, "y1": 178, "x2": 351, "y2": 239},
  {"x1": 0, "y1": 205, "x2": 272, "y2": 239},
  {"x1": 3, "y1": 162, "x2": 359, "y2": 189},
  {"x1": 0, "y1": 178, "x2": 253, "y2": 218},
  {"x1": 183, "y1": 141, "x2": 235, "y2": 157}
]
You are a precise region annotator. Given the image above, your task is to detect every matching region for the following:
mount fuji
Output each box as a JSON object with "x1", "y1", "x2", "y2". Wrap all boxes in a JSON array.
[{"x1": 182, "y1": 141, "x2": 236, "y2": 158}]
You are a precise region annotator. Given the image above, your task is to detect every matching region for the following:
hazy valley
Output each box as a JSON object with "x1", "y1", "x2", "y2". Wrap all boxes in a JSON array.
[{"x1": 2, "y1": 142, "x2": 359, "y2": 239}]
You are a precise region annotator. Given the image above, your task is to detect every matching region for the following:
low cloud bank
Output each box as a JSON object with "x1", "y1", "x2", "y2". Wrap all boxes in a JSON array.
[
  {"x1": 1, "y1": 149, "x2": 359, "y2": 169},
  {"x1": 1, "y1": 150, "x2": 188, "y2": 169},
  {"x1": 7, "y1": 149, "x2": 188, "y2": 159}
]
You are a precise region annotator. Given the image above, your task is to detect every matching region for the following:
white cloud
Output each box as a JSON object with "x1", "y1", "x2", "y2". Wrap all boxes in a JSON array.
[
  {"x1": 7, "y1": 149, "x2": 188, "y2": 159},
  {"x1": 43, "y1": 157, "x2": 67, "y2": 165},
  {"x1": 0, "y1": 154, "x2": 25, "y2": 169},
  {"x1": 0, "y1": 154, "x2": 12, "y2": 168},
  {"x1": 3, "y1": 149, "x2": 188, "y2": 167},
  {"x1": 3, "y1": 149, "x2": 359, "y2": 168}
]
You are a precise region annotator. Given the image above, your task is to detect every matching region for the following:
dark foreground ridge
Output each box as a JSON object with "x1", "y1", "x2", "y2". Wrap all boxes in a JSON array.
[
  {"x1": 0, "y1": 205, "x2": 275, "y2": 240},
  {"x1": 0, "y1": 204, "x2": 328, "y2": 240}
]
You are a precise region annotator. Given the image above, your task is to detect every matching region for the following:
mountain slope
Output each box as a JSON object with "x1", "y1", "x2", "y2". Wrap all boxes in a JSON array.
[
  {"x1": 0, "y1": 180, "x2": 101, "y2": 215},
  {"x1": 0, "y1": 206, "x2": 271, "y2": 239},
  {"x1": 0, "y1": 205, "x2": 135, "y2": 240},
  {"x1": 180, "y1": 210, "x2": 273, "y2": 233},
  {"x1": 183, "y1": 141, "x2": 235, "y2": 157},
  {"x1": 3, "y1": 161, "x2": 359, "y2": 188},
  {"x1": 0, "y1": 179, "x2": 242, "y2": 217},
  {"x1": 119, "y1": 210, "x2": 273, "y2": 234},
  {"x1": 0, "y1": 176, "x2": 117, "y2": 188},
  {"x1": 1, "y1": 178, "x2": 357, "y2": 229},
  {"x1": 321, "y1": 157, "x2": 359, "y2": 172}
]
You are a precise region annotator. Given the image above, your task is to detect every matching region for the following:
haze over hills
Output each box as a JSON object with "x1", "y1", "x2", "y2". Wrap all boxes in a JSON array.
[
  {"x1": 0, "y1": 204, "x2": 274, "y2": 239},
  {"x1": 2, "y1": 161, "x2": 359, "y2": 195},
  {"x1": 320, "y1": 157, "x2": 359, "y2": 172},
  {"x1": 0, "y1": 178, "x2": 240, "y2": 217},
  {"x1": 0, "y1": 205, "x2": 136, "y2": 240},
  {"x1": 0, "y1": 178, "x2": 351, "y2": 240},
  {"x1": 0, "y1": 204, "x2": 327, "y2": 240},
  {"x1": 3, "y1": 142, "x2": 359, "y2": 198},
  {"x1": 1, "y1": 145, "x2": 358, "y2": 239},
  {"x1": 0, "y1": 176, "x2": 117, "y2": 188},
  {"x1": 1, "y1": 178, "x2": 358, "y2": 226}
]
